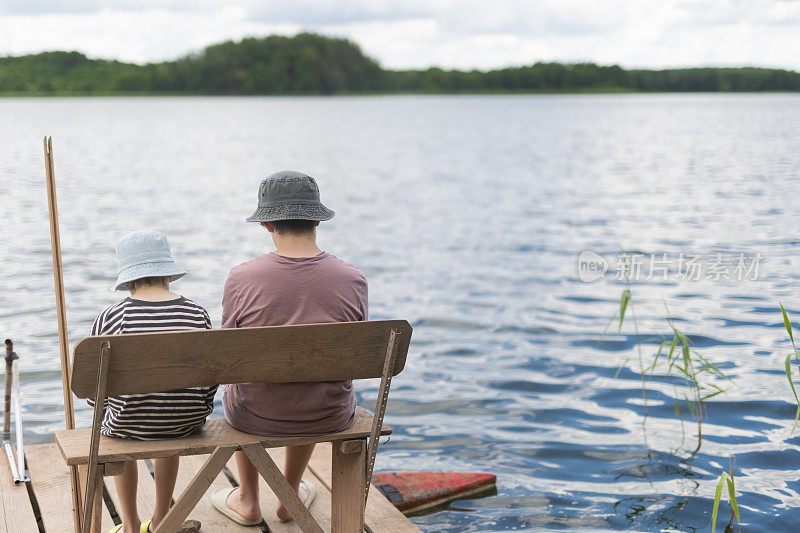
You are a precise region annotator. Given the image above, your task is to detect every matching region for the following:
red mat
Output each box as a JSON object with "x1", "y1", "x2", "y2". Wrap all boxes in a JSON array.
[{"x1": 373, "y1": 472, "x2": 497, "y2": 513}]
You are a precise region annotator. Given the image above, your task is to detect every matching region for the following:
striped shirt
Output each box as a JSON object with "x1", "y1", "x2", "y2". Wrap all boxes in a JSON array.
[{"x1": 89, "y1": 297, "x2": 218, "y2": 440}]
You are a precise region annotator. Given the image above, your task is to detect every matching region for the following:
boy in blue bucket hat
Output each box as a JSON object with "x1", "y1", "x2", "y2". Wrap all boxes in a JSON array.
[{"x1": 91, "y1": 230, "x2": 217, "y2": 533}]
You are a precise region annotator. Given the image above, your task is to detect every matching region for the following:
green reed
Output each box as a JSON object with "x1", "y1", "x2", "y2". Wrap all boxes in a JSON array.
[
  {"x1": 613, "y1": 286, "x2": 730, "y2": 451},
  {"x1": 711, "y1": 456, "x2": 740, "y2": 533},
  {"x1": 661, "y1": 303, "x2": 731, "y2": 450},
  {"x1": 607, "y1": 255, "x2": 757, "y2": 530},
  {"x1": 780, "y1": 303, "x2": 800, "y2": 433},
  {"x1": 613, "y1": 286, "x2": 741, "y2": 530},
  {"x1": 609, "y1": 251, "x2": 647, "y2": 414}
]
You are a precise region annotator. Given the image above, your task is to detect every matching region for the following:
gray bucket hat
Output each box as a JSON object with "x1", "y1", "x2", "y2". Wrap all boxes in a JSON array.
[
  {"x1": 112, "y1": 230, "x2": 187, "y2": 291},
  {"x1": 246, "y1": 171, "x2": 334, "y2": 223}
]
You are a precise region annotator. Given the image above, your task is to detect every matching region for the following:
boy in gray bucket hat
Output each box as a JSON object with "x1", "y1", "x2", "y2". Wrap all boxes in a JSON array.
[
  {"x1": 212, "y1": 171, "x2": 368, "y2": 525},
  {"x1": 93, "y1": 230, "x2": 217, "y2": 533}
]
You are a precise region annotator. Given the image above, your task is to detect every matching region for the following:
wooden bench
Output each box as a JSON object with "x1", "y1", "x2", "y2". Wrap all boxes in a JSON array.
[{"x1": 54, "y1": 320, "x2": 412, "y2": 533}]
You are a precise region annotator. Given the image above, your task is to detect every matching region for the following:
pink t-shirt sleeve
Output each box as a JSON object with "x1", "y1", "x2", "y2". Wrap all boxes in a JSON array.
[{"x1": 221, "y1": 270, "x2": 240, "y2": 329}]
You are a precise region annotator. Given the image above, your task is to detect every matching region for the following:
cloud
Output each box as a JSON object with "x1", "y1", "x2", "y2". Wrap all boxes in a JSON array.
[
  {"x1": 0, "y1": 0, "x2": 798, "y2": 70},
  {"x1": 0, "y1": 8, "x2": 293, "y2": 64},
  {"x1": 0, "y1": 0, "x2": 432, "y2": 23},
  {"x1": 0, "y1": 0, "x2": 221, "y2": 16},
  {"x1": 246, "y1": 1, "x2": 435, "y2": 26}
]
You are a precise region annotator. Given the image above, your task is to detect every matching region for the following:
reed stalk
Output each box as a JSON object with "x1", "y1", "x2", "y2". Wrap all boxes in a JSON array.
[
  {"x1": 612, "y1": 287, "x2": 730, "y2": 452},
  {"x1": 711, "y1": 456, "x2": 739, "y2": 533},
  {"x1": 779, "y1": 303, "x2": 800, "y2": 433}
]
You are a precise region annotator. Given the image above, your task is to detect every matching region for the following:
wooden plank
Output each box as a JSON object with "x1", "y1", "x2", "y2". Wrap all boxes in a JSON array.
[
  {"x1": 154, "y1": 446, "x2": 235, "y2": 533},
  {"x1": 57, "y1": 408, "x2": 390, "y2": 466},
  {"x1": 241, "y1": 444, "x2": 323, "y2": 533},
  {"x1": 226, "y1": 447, "x2": 332, "y2": 532},
  {"x1": 105, "y1": 460, "x2": 158, "y2": 527},
  {"x1": 331, "y1": 440, "x2": 366, "y2": 532},
  {"x1": 172, "y1": 454, "x2": 256, "y2": 532},
  {"x1": 25, "y1": 444, "x2": 113, "y2": 533},
  {"x1": 0, "y1": 447, "x2": 38, "y2": 533},
  {"x1": 103, "y1": 462, "x2": 126, "y2": 477},
  {"x1": 71, "y1": 321, "x2": 412, "y2": 398},
  {"x1": 307, "y1": 443, "x2": 420, "y2": 533}
]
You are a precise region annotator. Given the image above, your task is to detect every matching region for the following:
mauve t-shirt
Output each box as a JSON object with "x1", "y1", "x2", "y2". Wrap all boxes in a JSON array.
[{"x1": 221, "y1": 251, "x2": 368, "y2": 436}]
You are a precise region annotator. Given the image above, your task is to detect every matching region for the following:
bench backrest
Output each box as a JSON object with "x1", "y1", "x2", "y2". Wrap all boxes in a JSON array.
[{"x1": 70, "y1": 320, "x2": 412, "y2": 399}]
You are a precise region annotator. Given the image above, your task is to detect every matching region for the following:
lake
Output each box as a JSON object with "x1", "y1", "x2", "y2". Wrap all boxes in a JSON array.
[{"x1": 1, "y1": 94, "x2": 800, "y2": 531}]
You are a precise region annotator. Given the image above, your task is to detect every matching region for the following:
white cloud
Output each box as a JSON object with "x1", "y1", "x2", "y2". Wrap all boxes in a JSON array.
[
  {"x1": 0, "y1": 0, "x2": 798, "y2": 70},
  {"x1": 0, "y1": 9, "x2": 297, "y2": 63}
]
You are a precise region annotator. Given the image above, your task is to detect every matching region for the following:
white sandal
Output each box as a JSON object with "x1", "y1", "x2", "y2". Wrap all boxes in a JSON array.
[
  {"x1": 210, "y1": 487, "x2": 263, "y2": 527},
  {"x1": 300, "y1": 479, "x2": 316, "y2": 509}
]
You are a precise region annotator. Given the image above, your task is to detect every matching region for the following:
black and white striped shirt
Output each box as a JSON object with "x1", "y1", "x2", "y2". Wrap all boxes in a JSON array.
[{"x1": 89, "y1": 297, "x2": 218, "y2": 440}]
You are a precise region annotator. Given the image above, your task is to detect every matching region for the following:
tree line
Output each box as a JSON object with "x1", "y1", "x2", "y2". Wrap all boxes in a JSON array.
[{"x1": 1, "y1": 32, "x2": 798, "y2": 95}]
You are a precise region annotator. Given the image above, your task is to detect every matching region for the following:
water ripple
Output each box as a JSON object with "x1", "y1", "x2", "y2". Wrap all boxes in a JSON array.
[{"x1": 2, "y1": 94, "x2": 800, "y2": 530}]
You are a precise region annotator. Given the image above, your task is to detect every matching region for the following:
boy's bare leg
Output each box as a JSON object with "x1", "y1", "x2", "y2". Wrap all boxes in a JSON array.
[
  {"x1": 225, "y1": 451, "x2": 262, "y2": 521},
  {"x1": 276, "y1": 444, "x2": 315, "y2": 521},
  {"x1": 151, "y1": 456, "x2": 180, "y2": 528},
  {"x1": 114, "y1": 460, "x2": 141, "y2": 533}
]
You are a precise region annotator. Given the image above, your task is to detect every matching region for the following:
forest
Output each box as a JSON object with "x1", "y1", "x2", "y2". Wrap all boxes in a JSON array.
[{"x1": 1, "y1": 32, "x2": 798, "y2": 95}]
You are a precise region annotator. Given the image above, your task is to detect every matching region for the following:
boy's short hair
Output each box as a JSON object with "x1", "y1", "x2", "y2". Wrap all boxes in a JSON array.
[
  {"x1": 269, "y1": 219, "x2": 318, "y2": 236},
  {"x1": 127, "y1": 276, "x2": 170, "y2": 292}
]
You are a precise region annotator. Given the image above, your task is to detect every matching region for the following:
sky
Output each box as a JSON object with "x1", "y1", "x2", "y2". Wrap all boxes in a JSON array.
[{"x1": 0, "y1": 0, "x2": 799, "y2": 71}]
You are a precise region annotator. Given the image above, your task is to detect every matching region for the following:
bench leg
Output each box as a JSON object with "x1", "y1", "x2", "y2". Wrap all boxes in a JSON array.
[
  {"x1": 331, "y1": 439, "x2": 366, "y2": 533},
  {"x1": 76, "y1": 465, "x2": 88, "y2": 533},
  {"x1": 86, "y1": 464, "x2": 104, "y2": 533},
  {"x1": 152, "y1": 447, "x2": 235, "y2": 533},
  {"x1": 81, "y1": 463, "x2": 105, "y2": 533}
]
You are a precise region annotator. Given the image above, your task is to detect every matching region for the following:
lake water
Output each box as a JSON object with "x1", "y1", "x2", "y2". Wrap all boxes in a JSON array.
[{"x1": 2, "y1": 94, "x2": 800, "y2": 531}]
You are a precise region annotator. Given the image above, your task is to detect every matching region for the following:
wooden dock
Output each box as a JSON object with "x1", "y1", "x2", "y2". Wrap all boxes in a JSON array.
[{"x1": 1, "y1": 442, "x2": 420, "y2": 532}]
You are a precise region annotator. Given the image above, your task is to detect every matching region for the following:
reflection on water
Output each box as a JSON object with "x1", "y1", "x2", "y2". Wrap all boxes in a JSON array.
[{"x1": 2, "y1": 94, "x2": 800, "y2": 530}]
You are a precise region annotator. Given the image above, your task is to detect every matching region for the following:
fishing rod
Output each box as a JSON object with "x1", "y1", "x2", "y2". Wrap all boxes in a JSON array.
[{"x1": 44, "y1": 137, "x2": 83, "y2": 532}]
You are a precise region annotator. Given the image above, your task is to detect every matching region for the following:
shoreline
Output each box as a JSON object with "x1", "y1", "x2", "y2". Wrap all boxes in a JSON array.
[{"x1": 2, "y1": 89, "x2": 800, "y2": 98}]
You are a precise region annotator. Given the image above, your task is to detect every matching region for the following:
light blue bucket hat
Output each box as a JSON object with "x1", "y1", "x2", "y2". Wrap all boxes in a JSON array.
[{"x1": 112, "y1": 230, "x2": 187, "y2": 291}]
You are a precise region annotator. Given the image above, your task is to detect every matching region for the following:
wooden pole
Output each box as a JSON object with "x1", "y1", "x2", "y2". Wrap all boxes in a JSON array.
[
  {"x1": 44, "y1": 137, "x2": 83, "y2": 533},
  {"x1": 3, "y1": 339, "x2": 14, "y2": 441}
]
